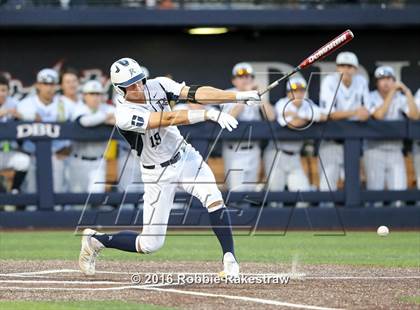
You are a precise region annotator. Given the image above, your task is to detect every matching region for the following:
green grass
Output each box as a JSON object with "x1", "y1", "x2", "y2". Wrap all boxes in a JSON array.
[
  {"x1": 399, "y1": 296, "x2": 420, "y2": 305},
  {"x1": 0, "y1": 300, "x2": 176, "y2": 310},
  {"x1": 0, "y1": 230, "x2": 419, "y2": 267}
]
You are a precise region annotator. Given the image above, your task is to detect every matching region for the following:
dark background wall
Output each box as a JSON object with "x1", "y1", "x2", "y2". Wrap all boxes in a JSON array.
[{"x1": 1, "y1": 28, "x2": 419, "y2": 101}]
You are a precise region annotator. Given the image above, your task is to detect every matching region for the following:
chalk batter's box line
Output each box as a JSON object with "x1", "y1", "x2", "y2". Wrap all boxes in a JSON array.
[
  {"x1": 1, "y1": 269, "x2": 417, "y2": 310},
  {"x1": 1, "y1": 269, "x2": 419, "y2": 280},
  {"x1": 0, "y1": 278, "x2": 341, "y2": 310}
]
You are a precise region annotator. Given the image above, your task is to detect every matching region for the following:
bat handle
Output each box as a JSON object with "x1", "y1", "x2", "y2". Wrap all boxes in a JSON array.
[
  {"x1": 258, "y1": 81, "x2": 279, "y2": 96},
  {"x1": 258, "y1": 67, "x2": 301, "y2": 97}
]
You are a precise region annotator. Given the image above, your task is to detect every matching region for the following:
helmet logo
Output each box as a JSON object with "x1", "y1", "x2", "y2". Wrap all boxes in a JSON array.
[
  {"x1": 129, "y1": 68, "x2": 136, "y2": 77},
  {"x1": 117, "y1": 59, "x2": 129, "y2": 66},
  {"x1": 114, "y1": 65, "x2": 120, "y2": 73}
]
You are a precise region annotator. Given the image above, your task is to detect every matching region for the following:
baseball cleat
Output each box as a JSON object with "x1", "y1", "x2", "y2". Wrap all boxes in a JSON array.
[
  {"x1": 218, "y1": 252, "x2": 239, "y2": 279},
  {"x1": 79, "y1": 228, "x2": 104, "y2": 276}
]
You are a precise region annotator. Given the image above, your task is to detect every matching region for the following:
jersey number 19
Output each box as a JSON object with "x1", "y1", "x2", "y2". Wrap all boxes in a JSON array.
[{"x1": 150, "y1": 132, "x2": 161, "y2": 148}]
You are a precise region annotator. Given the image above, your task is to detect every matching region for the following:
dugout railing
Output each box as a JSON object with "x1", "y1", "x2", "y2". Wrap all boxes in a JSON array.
[{"x1": 0, "y1": 120, "x2": 419, "y2": 211}]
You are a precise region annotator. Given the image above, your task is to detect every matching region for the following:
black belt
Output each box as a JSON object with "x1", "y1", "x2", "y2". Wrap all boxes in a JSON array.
[
  {"x1": 281, "y1": 149, "x2": 298, "y2": 156},
  {"x1": 228, "y1": 145, "x2": 254, "y2": 150},
  {"x1": 143, "y1": 152, "x2": 181, "y2": 169},
  {"x1": 73, "y1": 154, "x2": 102, "y2": 161}
]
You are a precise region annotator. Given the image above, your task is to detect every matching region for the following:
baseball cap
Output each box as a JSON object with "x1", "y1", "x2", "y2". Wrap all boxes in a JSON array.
[
  {"x1": 336, "y1": 52, "x2": 359, "y2": 68},
  {"x1": 232, "y1": 62, "x2": 254, "y2": 77},
  {"x1": 286, "y1": 77, "x2": 307, "y2": 92},
  {"x1": 37, "y1": 68, "x2": 59, "y2": 84},
  {"x1": 82, "y1": 80, "x2": 104, "y2": 94},
  {"x1": 374, "y1": 66, "x2": 395, "y2": 79}
]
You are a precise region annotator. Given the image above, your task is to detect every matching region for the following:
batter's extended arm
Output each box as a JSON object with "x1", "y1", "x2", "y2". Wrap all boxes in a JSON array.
[{"x1": 179, "y1": 86, "x2": 260, "y2": 105}]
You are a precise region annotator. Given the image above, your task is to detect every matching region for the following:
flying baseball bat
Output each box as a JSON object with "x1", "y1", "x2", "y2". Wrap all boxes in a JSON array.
[{"x1": 258, "y1": 29, "x2": 354, "y2": 96}]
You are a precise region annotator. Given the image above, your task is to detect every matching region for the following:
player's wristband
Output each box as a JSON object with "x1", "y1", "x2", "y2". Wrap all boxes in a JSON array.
[{"x1": 187, "y1": 110, "x2": 206, "y2": 124}]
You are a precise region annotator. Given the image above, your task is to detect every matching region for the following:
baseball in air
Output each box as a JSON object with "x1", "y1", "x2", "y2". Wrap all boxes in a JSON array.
[{"x1": 377, "y1": 226, "x2": 389, "y2": 237}]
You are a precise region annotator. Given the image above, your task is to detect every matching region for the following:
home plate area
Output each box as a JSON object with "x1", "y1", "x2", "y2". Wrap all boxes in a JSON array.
[{"x1": 0, "y1": 260, "x2": 419, "y2": 309}]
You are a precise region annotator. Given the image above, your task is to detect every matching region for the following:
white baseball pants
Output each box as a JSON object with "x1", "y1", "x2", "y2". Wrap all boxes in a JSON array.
[
  {"x1": 263, "y1": 147, "x2": 310, "y2": 191},
  {"x1": 318, "y1": 141, "x2": 344, "y2": 191},
  {"x1": 138, "y1": 144, "x2": 223, "y2": 254},
  {"x1": 222, "y1": 143, "x2": 260, "y2": 192},
  {"x1": 364, "y1": 148, "x2": 407, "y2": 190}
]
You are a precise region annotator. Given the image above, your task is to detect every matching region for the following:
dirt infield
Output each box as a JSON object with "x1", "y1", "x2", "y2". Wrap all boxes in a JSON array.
[{"x1": 0, "y1": 260, "x2": 419, "y2": 309}]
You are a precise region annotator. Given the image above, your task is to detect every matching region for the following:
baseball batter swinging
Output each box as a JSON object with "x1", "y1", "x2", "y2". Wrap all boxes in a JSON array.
[{"x1": 79, "y1": 57, "x2": 260, "y2": 278}]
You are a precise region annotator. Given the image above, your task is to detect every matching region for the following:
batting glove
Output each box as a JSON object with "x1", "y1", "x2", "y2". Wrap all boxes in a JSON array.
[
  {"x1": 235, "y1": 90, "x2": 261, "y2": 105},
  {"x1": 206, "y1": 110, "x2": 238, "y2": 132}
]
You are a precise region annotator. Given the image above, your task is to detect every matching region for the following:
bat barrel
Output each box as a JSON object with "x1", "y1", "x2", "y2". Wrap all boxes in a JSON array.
[
  {"x1": 298, "y1": 29, "x2": 354, "y2": 69},
  {"x1": 258, "y1": 30, "x2": 353, "y2": 96}
]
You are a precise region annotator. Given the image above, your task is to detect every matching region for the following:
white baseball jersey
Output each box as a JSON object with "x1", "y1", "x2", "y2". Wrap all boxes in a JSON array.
[
  {"x1": 318, "y1": 72, "x2": 371, "y2": 192},
  {"x1": 0, "y1": 96, "x2": 19, "y2": 150},
  {"x1": 17, "y1": 94, "x2": 73, "y2": 153},
  {"x1": 115, "y1": 76, "x2": 186, "y2": 166},
  {"x1": 58, "y1": 94, "x2": 82, "y2": 114},
  {"x1": 0, "y1": 96, "x2": 18, "y2": 122},
  {"x1": 221, "y1": 87, "x2": 261, "y2": 150},
  {"x1": 320, "y1": 73, "x2": 370, "y2": 118},
  {"x1": 274, "y1": 97, "x2": 322, "y2": 153},
  {"x1": 365, "y1": 90, "x2": 409, "y2": 150},
  {"x1": 18, "y1": 94, "x2": 72, "y2": 122},
  {"x1": 221, "y1": 87, "x2": 262, "y2": 121},
  {"x1": 72, "y1": 102, "x2": 115, "y2": 158}
]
